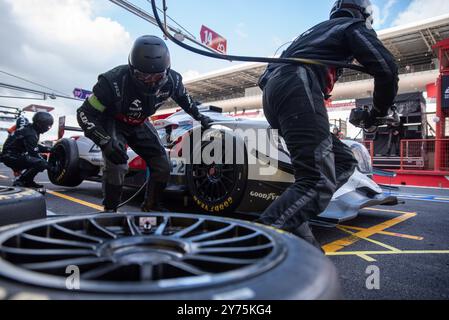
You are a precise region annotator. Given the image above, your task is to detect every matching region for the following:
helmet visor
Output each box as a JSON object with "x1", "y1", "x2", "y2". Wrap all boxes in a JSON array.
[
  {"x1": 133, "y1": 69, "x2": 167, "y2": 87},
  {"x1": 43, "y1": 125, "x2": 52, "y2": 133}
]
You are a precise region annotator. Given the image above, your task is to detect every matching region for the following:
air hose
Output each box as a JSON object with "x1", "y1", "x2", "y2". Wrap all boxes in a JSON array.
[
  {"x1": 98, "y1": 169, "x2": 149, "y2": 213},
  {"x1": 150, "y1": 0, "x2": 368, "y2": 73},
  {"x1": 117, "y1": 179, "x2": 148, "y2": 209}
]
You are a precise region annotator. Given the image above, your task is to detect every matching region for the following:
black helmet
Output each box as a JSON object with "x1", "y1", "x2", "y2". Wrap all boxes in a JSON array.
[
  {"x1": 128, "y1": 35, "x2": 171, "y2": 94},
  {"x1": 32, "y1": 112, "x2": 54, "y2": 134},
  {"x1": 330, "y1": 0, "x2": 374, "y2": 25}
]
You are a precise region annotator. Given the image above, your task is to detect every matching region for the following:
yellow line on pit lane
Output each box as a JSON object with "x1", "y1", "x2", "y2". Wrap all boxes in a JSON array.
[
  {"x1": 327, "y1": 250, "x2": 449, "y2": 257},
  {"x1": 356, "y1": 254, "x2": 377, "y2": 262},
  {"x1": 47, "y1": 190, "x2": 103, "y2": 211},
  {"x1": 336, "y1": 226, "x2": 402, "y2": 253},
  {"x1": 363, "y1": 207, "x2": 417, "y2": 215},
  {"x1": 339, "y1": 225, "x2": 424, "y2": 241},
  {"x1": 323, "y1": 212, "x2": 417, "y2": 253}
]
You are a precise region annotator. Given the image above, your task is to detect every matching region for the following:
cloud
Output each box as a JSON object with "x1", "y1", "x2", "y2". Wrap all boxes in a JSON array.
[
  {"x1": 0, "y1": 0, "x2": 132, "y2": 94},
  {"x1": 393, "y1": 0, "x2": 449, "y2": 26},
  {"x1": 235, "y1": 23, "x2": 249, "y2": 39},
  {"x1": 0, "y1": 0, "x2": 133, "y2": 139},
  {"x1": 372, "y1": 0, "x2": 397, "y2": 28},
  {"x1": 182, "y1": 70, "x2": 201, "y2": 81}
]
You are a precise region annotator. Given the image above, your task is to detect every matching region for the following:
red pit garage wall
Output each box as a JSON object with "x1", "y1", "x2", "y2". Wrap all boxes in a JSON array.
[
  {"x1": 375, "y1": 38, "x2": 449, "y2": 189},
  {"x1": 374, "y1": 172, "x2": 449, "y2": 189}
]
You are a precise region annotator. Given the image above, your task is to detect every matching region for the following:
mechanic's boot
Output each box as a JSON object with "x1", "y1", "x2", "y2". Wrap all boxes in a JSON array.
[
  {"x1": 18, "y1": 168, "x2": 40, "y2": 184},
  {"x1": 141, "y1": 181, "x2": 169, "y2": 212},
  {"x1": 292, "y1": 222, "x2": 324, "y2": 253},
  {"x1": 13, "y1": 180, "x2": 26, "y2": 188},
  {"x1": 24, "y1": 181, "x2": 45, "y2": 189},
  {"x1": 13, "y1": 168, "x2": 41, "y2": 188},
  {"x1": 103, "y1": 183, "x2": 123, "y2": 213}
]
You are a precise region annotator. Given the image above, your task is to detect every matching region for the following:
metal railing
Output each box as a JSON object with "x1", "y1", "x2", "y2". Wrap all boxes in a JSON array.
[
  {"x1": 363, "y1": 139, "x2": 449, "y2": 172},
  {"x1": 400, "y1": 139, "x2": 449, "y2": 171}
]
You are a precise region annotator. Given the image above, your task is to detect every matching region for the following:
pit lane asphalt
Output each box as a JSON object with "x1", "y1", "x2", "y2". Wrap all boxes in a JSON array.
[{"x1": 0, "y1": 165, "x2": 448, "y2": 300}]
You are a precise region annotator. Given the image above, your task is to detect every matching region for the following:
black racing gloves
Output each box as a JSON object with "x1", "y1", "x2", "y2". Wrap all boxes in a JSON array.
[
  {"x1": 101, "y1": 139, "x2": 129, "y2": 165},
  {"x1": 350, "y1": 105, "x2": 401, "y2": 134},
  {"x1": 38, "y1": 144, "x2": 53, "y2": 154},
  {"x1": 197, "y1": 114, "x2": 214, "y2": 130},
  {"x1": 350, "y1": 106, "x2": 386, "y2": 133},
  {"x1": 188, "y1": 103, "x2": 214, "y2": 130}
]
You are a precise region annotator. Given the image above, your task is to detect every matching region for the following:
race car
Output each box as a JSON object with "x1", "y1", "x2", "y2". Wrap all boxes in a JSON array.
[{"x1": 49, "y1": 107, "x2": 397, "y2": 223}]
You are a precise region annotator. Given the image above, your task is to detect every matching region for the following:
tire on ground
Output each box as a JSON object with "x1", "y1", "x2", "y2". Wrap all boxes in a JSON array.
[
  {"x1": 0, "y1": 213, "x2": 341, "y2": 300},
  {"x1": 48, "y1": 139, "x2": 84, "y2": 187},
  {"x1": 186, "y1": 131, "x2": 248, "y2": 215},
  {"x1": 0, "y1": 186, "x2": 46, "y2": 227}
]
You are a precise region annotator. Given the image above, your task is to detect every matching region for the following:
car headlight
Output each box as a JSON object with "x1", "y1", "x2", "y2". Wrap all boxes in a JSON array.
[{"x1": 351, "y1": 144, "x2": 373, "y2": 174}]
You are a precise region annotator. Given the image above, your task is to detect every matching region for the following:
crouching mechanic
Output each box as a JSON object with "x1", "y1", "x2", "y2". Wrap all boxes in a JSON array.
[
  {"x1": 2, "y1": 112, "x2": 54, "y2": 189},
  {"x1": 257, "y1": 0, "x2": 399, "y2": 250},
  {"x1": 77, "y1": 35, "x2": 213, "y2": 213}
]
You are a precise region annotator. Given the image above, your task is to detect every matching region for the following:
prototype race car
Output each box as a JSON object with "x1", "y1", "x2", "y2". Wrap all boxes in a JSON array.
[{"x1": 49, "y1": 107, "x2": 397, "y2": 223}]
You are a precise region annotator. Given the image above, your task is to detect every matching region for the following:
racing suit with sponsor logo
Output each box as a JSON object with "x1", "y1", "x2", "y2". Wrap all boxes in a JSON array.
[
  {"x1": 258, "y1": 18, "x2": 399, "y2": 239},
  {"x1": 1, "y1": 124, "x2": 52, "y2": 184},
  {"x1": 77, "y1": 65, "x2": 207, "y2": 211}
]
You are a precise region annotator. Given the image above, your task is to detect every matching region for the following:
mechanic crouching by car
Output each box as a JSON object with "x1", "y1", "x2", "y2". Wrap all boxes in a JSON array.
[
  {"x1": 257, "y1": 0, "x2": 399, "y2": 250},
  {"x1": 1, "y1": 112, "x2": 55, "y2": 189},
  {"x1": 77, "y1": 35, "x2": 213, "y2": 213}
]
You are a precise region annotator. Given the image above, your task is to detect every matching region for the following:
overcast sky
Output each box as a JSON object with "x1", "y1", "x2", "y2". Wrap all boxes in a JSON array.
[{"x1": 1, "y1": 0, "x2": 449, "y2": 141}]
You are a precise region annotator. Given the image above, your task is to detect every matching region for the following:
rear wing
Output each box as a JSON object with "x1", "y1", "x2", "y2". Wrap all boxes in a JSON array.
[{"x1": 58, "y1": 116, "x2": 83, "y2": 140}]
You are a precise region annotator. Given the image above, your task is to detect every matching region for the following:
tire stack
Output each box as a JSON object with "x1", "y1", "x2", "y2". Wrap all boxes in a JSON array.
[{"x1": 0, "y1": 186, "x2": 46, "y2": 227}]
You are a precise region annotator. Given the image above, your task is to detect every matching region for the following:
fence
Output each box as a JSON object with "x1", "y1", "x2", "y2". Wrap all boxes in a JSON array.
[
  {"x1": 400, "y1": 139, "x2": 449, "y2": 172},
  {"x1": 362, "y1": 139, "x2": 449, "y2": 172}
]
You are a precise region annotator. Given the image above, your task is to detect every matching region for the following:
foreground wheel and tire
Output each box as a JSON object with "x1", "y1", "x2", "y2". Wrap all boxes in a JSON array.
[
  {"x1": 0, "y1": 213, "x2": 340, "y2": 300},
  {"x1": 48, "y1": 139, "x2": 84, "y2": 187},
  {"x1": 0, "y1": 186, "x2": 46, "y2": 227}
]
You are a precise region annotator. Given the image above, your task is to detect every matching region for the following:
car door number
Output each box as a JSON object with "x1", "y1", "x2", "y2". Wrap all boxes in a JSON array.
[{"x1": 171, "y1": 159, "x2": 186, "y2": 176}]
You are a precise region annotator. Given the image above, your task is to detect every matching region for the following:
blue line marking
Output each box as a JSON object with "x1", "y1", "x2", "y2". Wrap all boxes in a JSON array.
[{"x1": 383, "y1": 192, "x2": 449, "y2": 203}]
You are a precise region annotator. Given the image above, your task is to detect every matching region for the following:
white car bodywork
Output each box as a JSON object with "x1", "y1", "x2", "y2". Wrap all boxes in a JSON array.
[{"x1": 58, "y1": 109, "x2": 396, "y2": 223}]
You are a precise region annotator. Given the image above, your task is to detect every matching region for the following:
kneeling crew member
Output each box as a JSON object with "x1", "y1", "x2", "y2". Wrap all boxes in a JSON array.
[{"x1": 2, "y1": 112, "x2": 54, "y2": 189}]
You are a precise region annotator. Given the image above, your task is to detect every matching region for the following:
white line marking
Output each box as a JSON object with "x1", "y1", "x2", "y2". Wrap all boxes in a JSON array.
[{"x1": 383, "y1": 184, "x2": 449, "y2": 191}]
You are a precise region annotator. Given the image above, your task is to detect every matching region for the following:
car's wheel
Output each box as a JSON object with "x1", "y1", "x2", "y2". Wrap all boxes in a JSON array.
[
  {"x1": 0, "y1": 186, "x2": 46, "y2": 227},
  {"x1": 0, "y1": 213, "x2": 340, "y2": 300},
  {"x1": 186, "y1": 131, "x2": 248, "y2": 214},
  {"x1": 48, "y1": 139, "x2": 84, "y2": 187}
]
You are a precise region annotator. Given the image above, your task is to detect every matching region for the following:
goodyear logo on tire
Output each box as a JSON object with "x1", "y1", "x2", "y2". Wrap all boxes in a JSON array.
[{"x1": 193, "y1": 196, "x2": 233, "y2": 213}]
